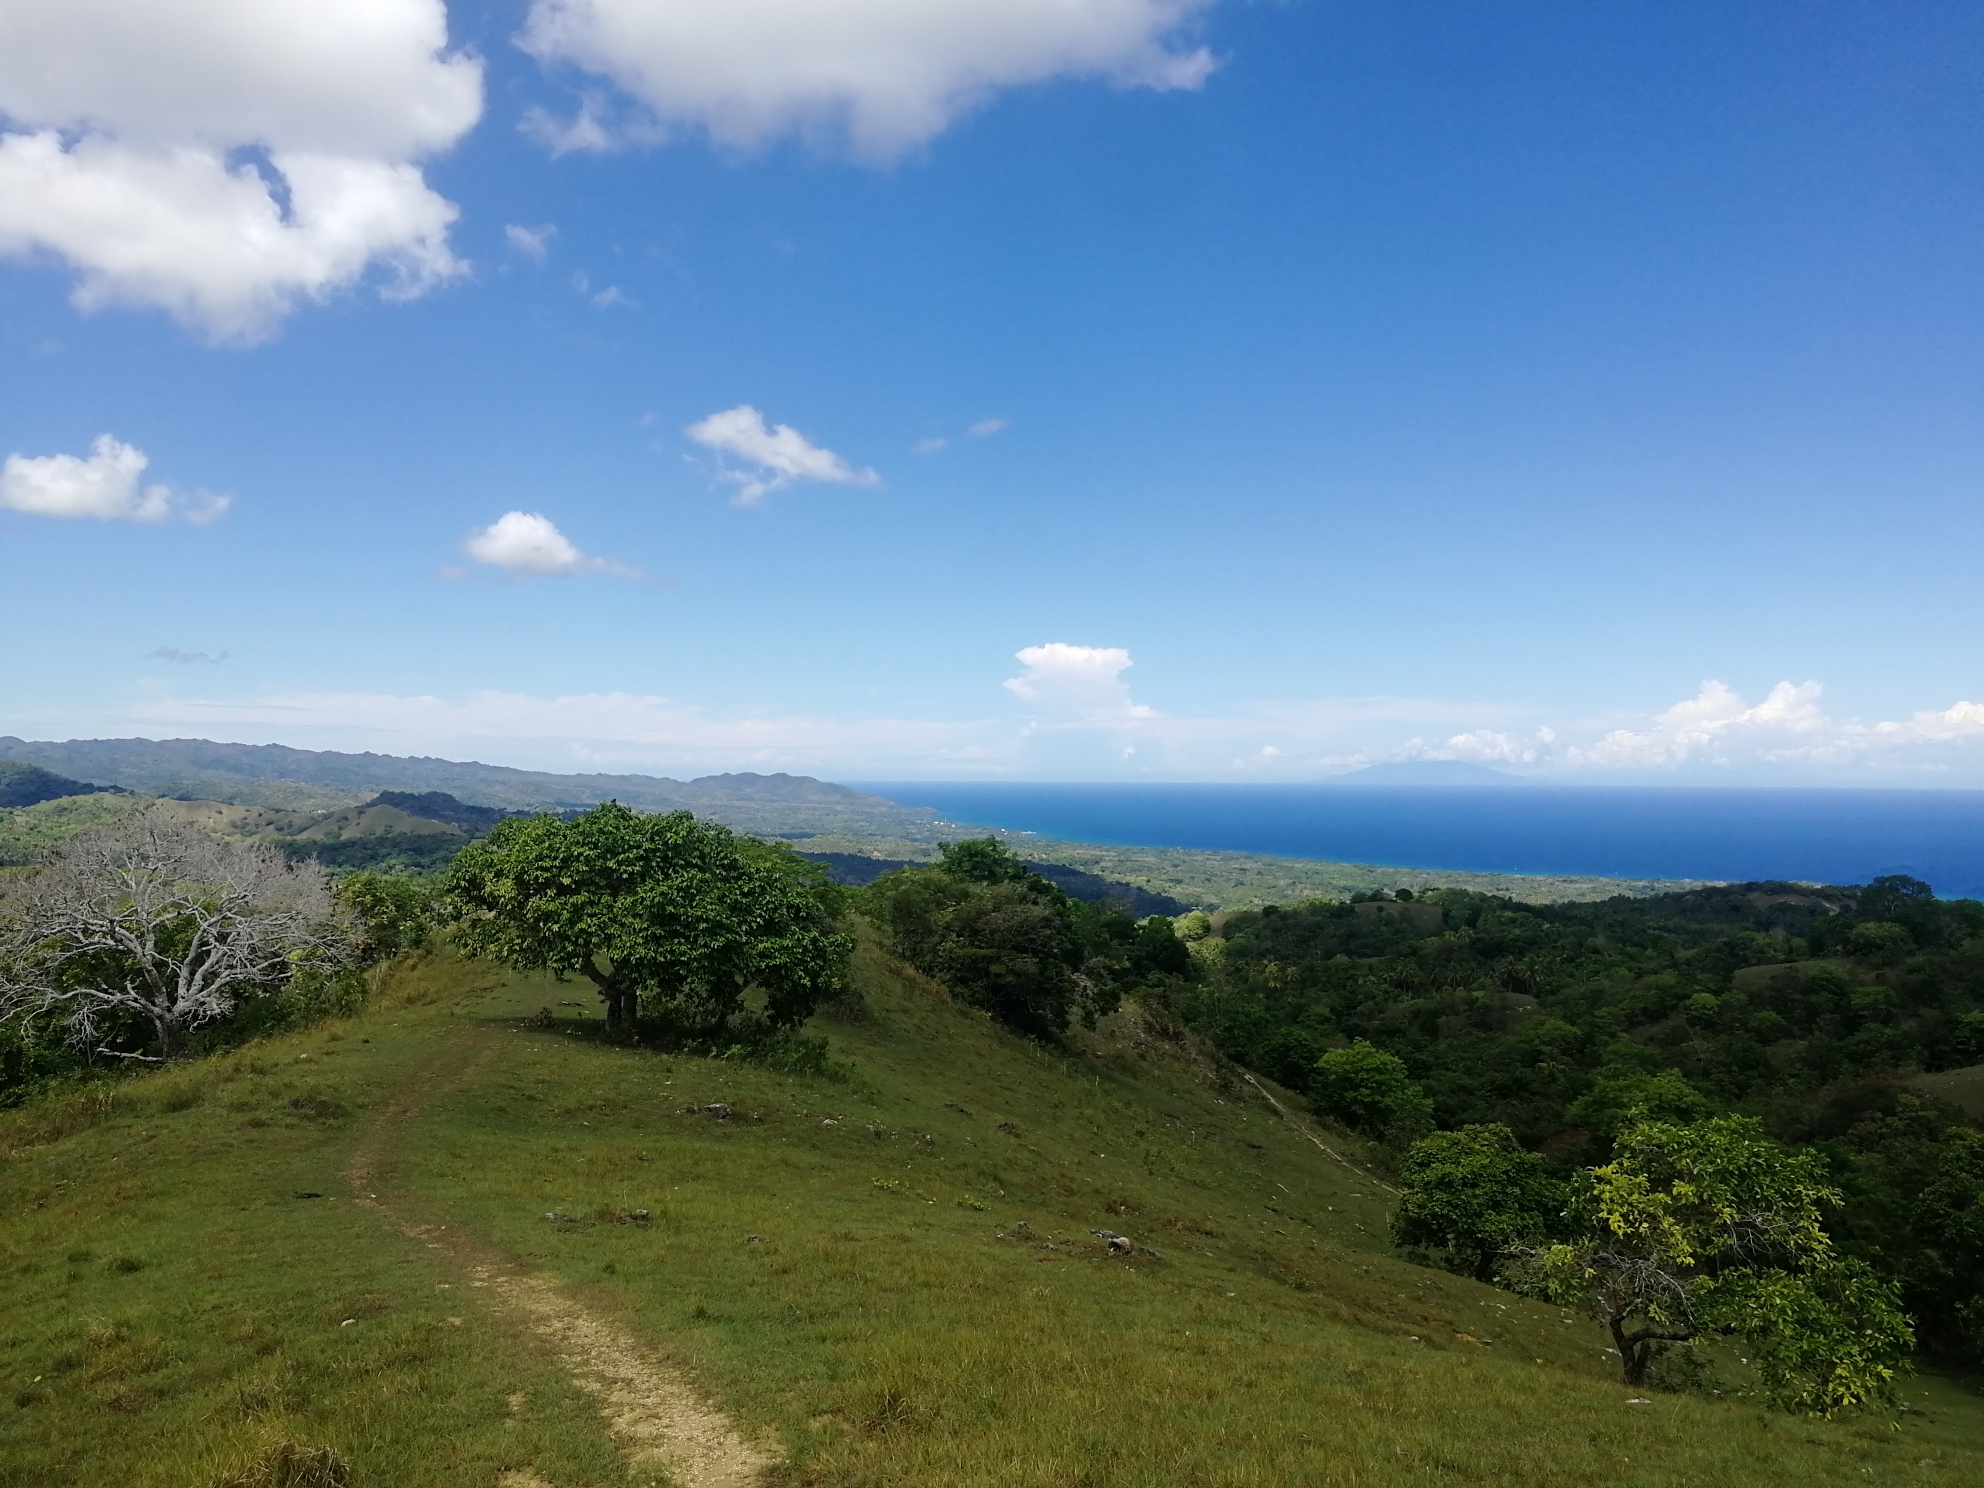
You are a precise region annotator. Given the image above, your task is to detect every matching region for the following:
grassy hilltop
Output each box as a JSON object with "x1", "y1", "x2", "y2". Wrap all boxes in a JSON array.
[{"x1": 3, "y1": 932, "x2": 1979, "y2": 1487}]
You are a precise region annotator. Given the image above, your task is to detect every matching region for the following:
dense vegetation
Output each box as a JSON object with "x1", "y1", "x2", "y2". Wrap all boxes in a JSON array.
[
  {"x1": 1162, "y1": 877, "x2": 1984, "y2": 1371},
  {"x1": 865, "y1": 839, "x2": 1193, "y2": 1038},
  {"x1": 0, "y1": 761, "x2": 114, "y2": 810},
  {"x1": 4, "y1": 804, "x2": 1978, "y2": 1442},
  {"x1": 443, "y1": 803, "x2": 852, "y2": 1042}
]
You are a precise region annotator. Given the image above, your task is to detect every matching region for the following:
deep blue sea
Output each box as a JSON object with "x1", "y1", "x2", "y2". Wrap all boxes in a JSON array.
[{"x1": 845, "y1": 784, "x2": 1984, "y2": 898}]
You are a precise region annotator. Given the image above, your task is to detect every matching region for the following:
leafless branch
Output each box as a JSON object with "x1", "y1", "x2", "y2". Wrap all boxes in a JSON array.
[{"x1": 0, "y1": 807, "x2": 347, "y2": 1059}]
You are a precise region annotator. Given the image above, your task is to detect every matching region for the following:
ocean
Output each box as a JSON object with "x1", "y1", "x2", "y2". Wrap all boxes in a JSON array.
[{"x1": 845, "y1": 783, "x2": 1984, "y2": 898}]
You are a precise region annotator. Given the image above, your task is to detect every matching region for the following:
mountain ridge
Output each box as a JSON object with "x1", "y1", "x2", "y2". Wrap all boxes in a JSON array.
[{"x1": 0, "y1": 736, "x2": 942, "y2": 839}]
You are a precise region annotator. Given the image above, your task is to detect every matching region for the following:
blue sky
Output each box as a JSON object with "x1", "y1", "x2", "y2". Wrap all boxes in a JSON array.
[{"x1": 3, "y1": 0, "x2": 1982, "y2": 784}]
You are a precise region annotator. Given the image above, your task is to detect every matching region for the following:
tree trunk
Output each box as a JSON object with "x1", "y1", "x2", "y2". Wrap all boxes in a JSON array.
[
  {"x1": 1603, "y1": 1325, "x2": 1650, "y2": 1396},
  {"x1": 588, "y1": 958, "x2": 639, "y2": 1039},
  {"x1": 154, "y1": 1014, "x2": 177, "y2": 1061},
  {"x1": 1610, "y1": 1316, "x2": 1692, "y2": 1387}
]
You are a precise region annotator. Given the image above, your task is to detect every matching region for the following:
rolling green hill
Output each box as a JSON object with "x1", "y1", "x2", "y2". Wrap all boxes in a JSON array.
[
  {"x1": 0, "y1": 761, "x2": 114, "y2": 810},
  {"x1": 2, "y1": 933, "x2": 1977, "y2": 1486},
  {"x1": 0, "y1": 737, "x2": 946, "y2": 838}
]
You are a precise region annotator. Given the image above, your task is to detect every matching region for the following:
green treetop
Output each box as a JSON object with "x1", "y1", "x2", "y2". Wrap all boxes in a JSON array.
[
  {"x1": 1532, "y1": 1114, "x2": 1912, "y2": 1412},
  {"x1": 442, "y1": 803, "x2": 851, "y2": 1039}
]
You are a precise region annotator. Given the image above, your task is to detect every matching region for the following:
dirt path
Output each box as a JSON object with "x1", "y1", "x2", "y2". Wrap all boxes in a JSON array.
[
  {"x1": 346, "y1": 1025, "x2": 776, "y2": 1488},
  {"x1": 1240, "y1": 1071, "x2": 1401, "y2": 1196}
]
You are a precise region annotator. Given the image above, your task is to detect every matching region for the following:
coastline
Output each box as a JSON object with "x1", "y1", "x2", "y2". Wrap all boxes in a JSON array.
[{"x1": 781, "y1": 826, "x2": 1708, "y2": 909}]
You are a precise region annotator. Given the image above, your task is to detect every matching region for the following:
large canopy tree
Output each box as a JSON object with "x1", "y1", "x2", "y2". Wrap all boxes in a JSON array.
[
  {"x1": 442, "y1": 804, "x2": 851, "y2": 1038},
  {"x1": 0, "y1": 807, "x2": 343, "y2": 1059},
  {"x1": 1390, "y1": 1123, "x2": 1563, "y2": 1280},
  {"x1": 866, "y1": 838, "x2": 1147, "y2": 1038},
  {"x1": 1527, "y1": 1115, "x2": 1913, "y2": 1413}
]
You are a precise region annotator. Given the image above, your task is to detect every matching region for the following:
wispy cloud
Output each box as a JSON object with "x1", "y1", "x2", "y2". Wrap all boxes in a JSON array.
[
  {"x1": 685, "y1": 405, "x2": 879, "y2": 506},
  {"x1": 569, "y1": 270, "x2": 636, "y2": 308},
  {"x1": 967, "y1": 416, "x2": 1010, "y2": 438},
  {"x1": 147, "y1": 647, "x2": 227, "y2": 666},
  {"x1": 463, "y1": 510, "x2": 637, "y2": 578},
  {"x1": 69, "y1": 657, "x2": 1984, "y2": 785},
  {"x1": 504, "y1": 223, "x2": 556, "y2": 259},
  {"x1": 1, "y1": 435, "x2": 228, "y2": 523}
]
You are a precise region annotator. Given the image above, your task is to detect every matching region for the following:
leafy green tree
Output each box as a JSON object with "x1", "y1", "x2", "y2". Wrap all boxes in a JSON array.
[
  {"x1": 1845, "y1": 920, "x2": 1913, "y2": 966},
  {"x1": 1857, "y1": 875, "x2": 1935, "y2": 924},
  {"x1": 935, "y1": 837, "x2": 1037, "y2": 885},
  {"x1": 1313, "y1": 1039, "x2": 1433, "y2": 1144},
  {"x1": 1715, "y1": 1259, "x2": 1917, "y2": 1414},
  {"x1": 929, "y1": 881, "x2": 1085, "y2": 1038},
  {"x1": 336, "y1": 872, "x2": 435, "y2": 963},
  {"x1": 868, "y1": 839, "x2": 1140, "y2": 1038},
  {"x1": 1531, "y1": 1115, "x2": 1913, "y2": 1410},
  {"x1": 1566, "y1": 1068, "x2": 1713, "y2": 1141},
  {"x1": 443, "y1": 804, "x2": 850, "y2": 1038},
  {"x1": 1392, "y1": 1124, "x2": 1563, "y2": 1280}
]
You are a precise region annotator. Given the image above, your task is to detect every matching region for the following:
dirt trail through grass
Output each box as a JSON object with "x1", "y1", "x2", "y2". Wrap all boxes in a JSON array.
[{"x1": 345, "y1": 1024, "x2": 775, "y2": 1488}]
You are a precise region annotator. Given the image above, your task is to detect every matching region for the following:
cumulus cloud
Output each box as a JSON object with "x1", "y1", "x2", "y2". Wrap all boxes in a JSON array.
[
  {"x1": 1004, "y1": 643, "x2": 1156, "y2": 721},
  {"x1": 463, "y1": 511, "x2": 637, "y2": 577},
  {"x1": 72, "y1": 660, "x2": 1984, "y2": 785},
  {"x1": 1409, "y1": 727, "x2": 1558, "y2": 766},
  {"x1": 1559, "y1": 680, "x2": 1984, "y2": 772},
  {"x1": 0, "y1": 0, "x2": 481, "y2": 343},
  {"x1": 517, "y1": 0, "x2": 1217, "y2": 160},
  {"x1": 685, "y1": 405, "x2": 880, "y2": 506},
  {"x1": 0, "y1": 435, "x2": 228, "y2": 523}
]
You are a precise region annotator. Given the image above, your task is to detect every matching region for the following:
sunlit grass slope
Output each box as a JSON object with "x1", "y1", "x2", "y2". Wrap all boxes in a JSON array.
[{"x1": 4, "y1": 932, "x2": 1981, "y2": 1486}]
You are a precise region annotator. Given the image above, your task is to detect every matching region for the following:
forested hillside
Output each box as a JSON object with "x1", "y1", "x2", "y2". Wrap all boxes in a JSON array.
[
  {"x1": 0, "y1": 736, "x2": 945, "y2": 837},
  {"x1": 4, "y1": 824, "x2": 1980, "y2": 1483},
  {"x1": 1162, "y1": 877, "x2": 1984, "y2": 1366}
]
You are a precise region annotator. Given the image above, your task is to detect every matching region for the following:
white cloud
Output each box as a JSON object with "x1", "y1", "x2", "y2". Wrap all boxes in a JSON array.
[
  {"x1": 54, "y1": 661, "x2": 1984, "y2": 786},
  {"x1": 120, "y1": 687, "x2": 977, "y2": 777},
  {"x1": 1412, "y1": 727, "x2": 1557, "y2": 766},
  {"x1": 148, "y1": 647, "x2": 227, "y2": 665},
  {"x1": 505, "y1": 223, "x2": 556, "y2": 259},
  {"x1": 517, "y1": 0, "x2": 1217, "y2": 160},
  {"x1": 0, "y1": 435, "x2": 228, "y2": 523},
  {"x1": 684, "y1": 405, "x2": 880, "y2": 506},
  {"x1": 1565, "y1": 680, "x2": 1822, "y2": 769},
  {"x1": 463, "y1": 511, "x2": 637, "y2": 578},
  {"x1": 913, "y1": 436, "x2": 950, "y2": 455},
  {"x1": 1560, "y1": 680, "x2": 1984, "y2": 773},
  {"x1": 967, "y1": 417, "x2": 1010, "y2": 438},
  {"x1": 1004, "y1": 643, "x2": 1156, "y2": 721},
  {"x1": 0, "y1": 0, "x2": 481, "y2": 344}
]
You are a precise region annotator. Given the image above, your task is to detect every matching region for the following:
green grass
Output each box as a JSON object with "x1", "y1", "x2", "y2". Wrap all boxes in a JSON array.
[
  {"x1": 3, "y1": 932, "x2": 1980, "y2": 1486},
  {"x1": 1912, "y1": 1064, "x2": 1984, "y2": 1121},
  {"x1": 0, "y1": 792, "x2": 147, "y2": 866}
]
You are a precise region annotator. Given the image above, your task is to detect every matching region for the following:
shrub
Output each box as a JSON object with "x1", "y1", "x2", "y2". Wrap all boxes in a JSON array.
[{"x1": 1313, "y1": 1040, "x2": 1432, "y2": 1145}]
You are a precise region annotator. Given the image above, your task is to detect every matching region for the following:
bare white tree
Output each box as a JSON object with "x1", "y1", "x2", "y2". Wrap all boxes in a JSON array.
[{"x1": 0, "y1": 807, "x2": 345, "y2": 1060}]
